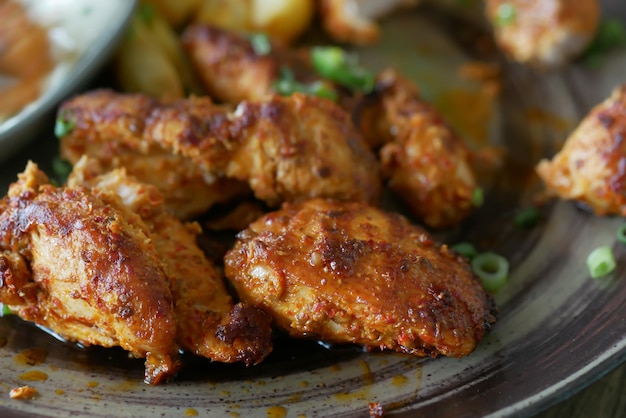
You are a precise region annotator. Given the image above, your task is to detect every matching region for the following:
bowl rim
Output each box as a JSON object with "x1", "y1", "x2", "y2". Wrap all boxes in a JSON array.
[{"x1": 0, "y1": 0, "x2": 137, "y2": 159}]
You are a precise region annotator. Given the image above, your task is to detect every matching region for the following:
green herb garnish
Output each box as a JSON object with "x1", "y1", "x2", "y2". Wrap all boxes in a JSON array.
[
  {"x1": 471, "y1": 187, "x2": 484, "y2": 207},
  {"x1": 273, "y1": 66, "x2": 338, "y2": 101},
  {"x1": 514, "y1": 207, "x2": 540, "y2": 229},
  {"x1": 249, "y1": 33, "x2": 272, "y2": 56},
  {"x1": 583, "y1": 19, "x2": 626, "y2": 67},
  {"x1": 472, "y1": 252, "x2": 509, "y2": 291},
  {"x1": 586, "y1": 245, "x2": 616, "y2": 279},
  {"x1": 450, "y1": 242, "x2": 478, "y2": 260},
  {"x1": 310, "y1": 47, "x2": 375, "y2": 93},
  {"x1": 54, "y1": 111, "x2": 75, "y2": 138},
  {"x1": 137, "y1": 3, "x2": 155, "y2": 25},
  {"x1": 495, "y1": 3, "x2": 516, "y2": 26},
  {"x1": 52, "y1": 157, "x2": 73, "y2": 183},
  {"x1": 617, "y1": 223, "x2": 626, "y2": 245}
]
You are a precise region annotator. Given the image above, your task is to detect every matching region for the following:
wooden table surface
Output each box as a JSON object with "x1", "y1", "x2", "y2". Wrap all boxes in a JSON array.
[{"x1": 535, "y1": 360, "x2": 626, "y2": 418}]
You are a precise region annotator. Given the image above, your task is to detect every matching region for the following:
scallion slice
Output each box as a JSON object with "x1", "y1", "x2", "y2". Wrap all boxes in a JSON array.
[
  {"x1": 515, "y1": 207, "x2": 540, "y2": 228},
  {"x1": 586, "y1": 245, "x2": 616, "y2": 278},
  {"x1": 617, "y1": 223, "x2": 626, "y2": 244},
  {"x1": 310, "y1": 47, "x2": 375, "y2": 93},
  {"x1": 450, "y1": 242, "x2": 478, "y2": 260},
  {"x1": 249, "y1": 33, "x2": 272, "y2": 56},
  {"x1": 495, "y1": 3, "x2": 516, "y2": 26},
  {"x1": 471, "y1": 187, "x2": 484, "y2": 207},
  {"x1": 1, "y1": 303, "x2": 11, "y2": 316},
  {"x1": 471, "y1": 252, "x2": 509, "y2": 291},
  {"x1": 583, "y1": 19, "x2": 626, "y2": 67},
  {"x1": 52, "y1": 157, "x2": 73, "y2": 183},
  {"x1": 54, "y1": 111, "x2": 76, "y2": 138},
  {"x1": 273, "y1": 66, "x2": 338, "y2": 101}
]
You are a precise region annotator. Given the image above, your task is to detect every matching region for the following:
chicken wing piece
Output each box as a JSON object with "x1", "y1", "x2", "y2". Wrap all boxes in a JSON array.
[
  {"x1": 0, "y1": 162, "x2": 179, "y2": 384},
  {"x1": 225, "y1": 198, "x2": 496, "y2": 358},
  {"x1": 485, "y1": 0, "x2": 599, "y2": 68},
  {"x1": 58, "y1": 89, "x2": 381, "y2": 207},
  {"x1": 58, "y1": 90, "x2": 249, "y2": 219},
  {"x1": 68, "y1": 157, "x2": 273, "y2": 365},
  {"x1": 371, "y1": 69, "x2": 478, "y2": 229},
  {"x1": 318, "y1": 0, "x2": 422, "y2": 45},
  {"x1": 536, "y1": 85, "x2": 626, "y2": 215}
]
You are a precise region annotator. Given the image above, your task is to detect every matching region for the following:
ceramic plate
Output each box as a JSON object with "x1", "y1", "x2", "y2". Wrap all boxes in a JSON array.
[{"x1": 1, "y1": 2, "x2": 625, "y2": 417}]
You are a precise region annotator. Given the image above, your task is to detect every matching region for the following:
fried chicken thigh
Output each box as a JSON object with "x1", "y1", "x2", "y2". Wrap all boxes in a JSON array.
[
  {"x1": 0, "y1": 162, "x2": 179, "y2": 384},
  {"x1": 536, "y1": 85, "x2": 626, "y2": 215},
  {"x1": 68, "y1": 157, "x2": 273, "y2": 364},
  {"x1": 225, "y1": 198, "x2": 496, "y2": 357},
  {"x1": 58, "y1": 90, "x2": 381, "y2": 210}
]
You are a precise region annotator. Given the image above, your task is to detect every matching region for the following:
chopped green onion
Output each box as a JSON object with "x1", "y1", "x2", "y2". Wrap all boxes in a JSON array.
[
  {"x1": 471, "y1": 187, "x2": 484, "y2": 207},
  {"x1": 306, "y1": 81, "x2": 339, "y2": 101},
  {"x1": 52, "y1": 157, "x2": 73, "y2": 182},
  {"x1": 617, "y1": 223, "x2": 626, "y2": 244},
  {"x1": 249, "y1": 33, "x2": 272, "y2": 56},
  {"x1": 54, "y1": 111, "x2": 75, "y2": 138},
  {"x1": 471, "y1": 252, "x2": 509, "y2": 292},
  {"x1": 310, "y1": 47, "x2": 375, "y2": 93},
  {"x1": 495, "y1": 3, "x2": 516, "y2": 26},
  {"x1": 586, "y1": 245, "x2": 616, "y2": 278},
  {"x1": 515, "y1": 207, "x2": 540, "y2": 229},
  {"x1": 273, "y1": 66, "x2": 338, "y2": 101},
  {"x1": 137, "y1": 3, "x2": 155, "y2": 25},
  {"x1": 0, "y1": 303, "x2": 11, "y2": 316},
  {"x1": 583, "y1": 19, "x2": 626, "y2": 67},
  {"x1": 450, "y1": 242, "x2": 478, "y2": 260}
]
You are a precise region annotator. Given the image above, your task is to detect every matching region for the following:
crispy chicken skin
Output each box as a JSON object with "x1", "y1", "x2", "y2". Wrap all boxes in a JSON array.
[
  {"x1": 225, "y1": 198, "x2": 496, "y2": 357},
  {"x1": 372, "y1": 69, "x2": 478, "y2": 229},
  {"x1": 485, "y1": 0, "x2": 600, "y2": 68},
  {"x1": 536, "y1": 85, "x2": 626, "y2": 215},
  {"x1": 58, "y1": 91, "x2": 249, "y2": 219},
  {"x1": 68, "y1": 157, "x2": 273, "y2": 365},
  {"x1": 318, "y1": 0, "x2": 421, "y2": 45},
  {"x1": 0, "y1": 162, "x2": 180, "y2": 384},
  {"x1": 59, "y1": 90, "x2": 381, "y2": 208}
]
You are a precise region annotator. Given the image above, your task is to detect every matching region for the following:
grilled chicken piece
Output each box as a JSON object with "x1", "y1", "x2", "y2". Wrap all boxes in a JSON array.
[
  {"x1": 485, "y1": 0, "x2": 600, "y2": 68},
  {"x1": 68, "y1": 157, "x2": 273, "y2": 365},
  {"x1": 182, "y1": 24, "x2": 318, "y2": 105},
  {"x1": 371, "y1": 69, "x2": 478, "y2": 229},
  {"x1": 318, "y1": 0, "x2": 421, "y2": 45},
  {"x1": 58, "y1": 91, "x2": 249, "y2": 220},
  {"x1": 0, "y1": 162, "x2": 179, "y2": 384},
  {"x1": 225, "y1": 198, "x2": 496, "y2": 357},
  {"x1": 58, "y1": 90, "x2": 381, "y2": 208},
  {"x1": 183, "y1": 25, "x2": 480, "y2": 228},
  {"x1": 536, "y1": 85, "x2": 626, "y2": 215}
]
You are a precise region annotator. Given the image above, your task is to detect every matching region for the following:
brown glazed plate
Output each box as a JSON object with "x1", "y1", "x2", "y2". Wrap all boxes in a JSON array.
[{"x1": 1, "y1": 1, "x2": 625, "y2": 417}]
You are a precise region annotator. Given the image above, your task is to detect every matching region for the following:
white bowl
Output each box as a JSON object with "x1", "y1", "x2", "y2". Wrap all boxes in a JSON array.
[{"x1": 0, "y1": 0, "x2": 136, "y2": 162}]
